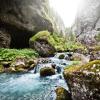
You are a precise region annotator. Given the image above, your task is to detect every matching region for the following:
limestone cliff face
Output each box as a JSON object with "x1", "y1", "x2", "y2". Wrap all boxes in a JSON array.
[
  {"x1": 0, "y1": 0, "x2": 65, "y2": 48},
  {"x1": 73, "y1": 0, "x2": 100, "y2": 46}
]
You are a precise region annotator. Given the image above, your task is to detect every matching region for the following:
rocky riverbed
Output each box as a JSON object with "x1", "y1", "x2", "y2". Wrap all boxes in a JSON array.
[{"x1": 0, "y1": 53, "x2": 75, "y2": 100}]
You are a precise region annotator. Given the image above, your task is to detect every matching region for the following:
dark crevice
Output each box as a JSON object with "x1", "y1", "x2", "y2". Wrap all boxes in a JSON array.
[
  {"x1": 10, "y1": 31, "x2": 32, "y2": 49},
  {"x1": 0, "y1": 21, "x2": 35, "y2": 49}
]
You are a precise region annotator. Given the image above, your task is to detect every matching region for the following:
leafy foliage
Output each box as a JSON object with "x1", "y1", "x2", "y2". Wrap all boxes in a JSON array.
[
  {"x1": 30, "y1": 30, "x2": 86, "y2": 52},
  {"x1": 30, "y1": 31, "x2": 67, "y2": 51},
  {"x1": 0, "y1": 48, "x2": 39, "y2": 61}
]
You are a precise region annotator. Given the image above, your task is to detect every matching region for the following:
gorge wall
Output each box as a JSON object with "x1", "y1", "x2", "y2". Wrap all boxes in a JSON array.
[
  {"x1": 0, "y1": 0, "x2": 65, "y2": 48},
  {"x1": 73, "y1": 0, "x2": 100, "y2": 46}
]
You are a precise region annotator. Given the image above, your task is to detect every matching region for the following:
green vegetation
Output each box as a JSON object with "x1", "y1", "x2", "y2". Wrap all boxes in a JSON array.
[
  {"x1": 30, "y1": 30, "x2": 85, "y2": 52},
  {"x1": 64, "y1": 60, "x2": 100, "y2": 73},
  {"x1": 65, "y1": 41, "x2": 85, "y2": 51},
  {"x1": 58, "y1": 54, "x2": 65, "y2": 59},
  {"x1": 0, "y1": 48, "x2": 39, "y2": 61},
  {"x1": 30, "y1": 30, "x2": 67, "y2": 51},
  {"x1": 0, "y1": 65, "x2": 4, "y2": 73},
  {"x1": 55, "y1": 87, "x2": 71, "y2": 100},
  {"x1": 89, "y1": 46, "x2": 100, "y2": 52}
]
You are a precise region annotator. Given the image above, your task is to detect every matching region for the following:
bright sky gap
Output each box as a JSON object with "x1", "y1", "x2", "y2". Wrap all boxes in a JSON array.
[{"x1": 49, "y1": 0, "x2": 81, "y2": 27}]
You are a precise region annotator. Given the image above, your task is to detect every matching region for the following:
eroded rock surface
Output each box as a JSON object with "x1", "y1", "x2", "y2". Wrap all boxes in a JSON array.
[{"x1": 64, "y1": 60, "x2": 100, "y2": 100}]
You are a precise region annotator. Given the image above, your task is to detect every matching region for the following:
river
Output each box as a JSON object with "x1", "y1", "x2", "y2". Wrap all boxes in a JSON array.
[{"x1": 0, "y1": 53, "x2": 73, "y2": 100}]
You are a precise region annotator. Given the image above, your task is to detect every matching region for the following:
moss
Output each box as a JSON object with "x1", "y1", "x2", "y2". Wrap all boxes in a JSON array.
[
  {"x1": 65, "y1": 41, "x2": 86, "y2": 52},
  {"x1": 0, "y1": 48, "x2": 39, "y2": 61},
  {"x1": 30, "y1": 30, "x2": 86, "y2": 52},
  {"x1": 55, "y1": 87, "x2": 72, "y2": 100},
  {"x1": 40, "y1": 67, "x2": 55, "y2": 76},
  {"x1": 59, "y1": 54, "x2": 65, "y2": 59},
  {"x1": 30, "y1": 31, "x2": 67, "y2": 52},
  {"x1": 64, "y1": 60, "x2": 100, "y2": 74},
  {"x1": 64, "y1": 60, "x2": 100, "y2": 100},
  {"x1": 89, "y1": 46, "x2": 100, "y2": 52},
  {"x1": 0, "y1": 65, "x2": 4, "y2": 73}
]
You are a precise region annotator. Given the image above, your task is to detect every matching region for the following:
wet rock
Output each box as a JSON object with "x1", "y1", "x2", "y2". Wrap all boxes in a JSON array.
[
  {"x1": 1, "y1": 61, "x2": 11, "y2": 68},
  {"x1": 9, "y1": 57, "x2": 36, "y2": 72},
  {"x1": 59, "y1": 54, "x2": 65, "y2": 59},
  {"x1": 37, "y1": 58, "x2": 51, "y2": 64},
  {"x1": 56, "y1": 66, "x2": 62, "y2": 74},
  {"x1": 55, "y1": 87, "x2": 72, "y2": 100},
  {"x1": 27, "y1": 59, "x2": 35, "y2": 66},
  {"x1": 40, "y1": 67, "x2": 55, "y2": 77},
  {"x1": 52, "y1": 64, "x2": 56, "y2": 69},
  {"x1": 64, "y1": 60, "x2": 100, "y2": 100},
  {"x1": 65, "y1": 53, "x2": 73, "y2": 61}
]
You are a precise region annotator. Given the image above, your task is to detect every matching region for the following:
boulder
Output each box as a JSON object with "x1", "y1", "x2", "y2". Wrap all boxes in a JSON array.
[
  {"x1": 55, "y1": 87, "x2": 72, "y2": 100},
  {"x1": 40, "y1": 67, "x2": 55, "y2": 77},
  {"x1": 29, "y1": 31, "x2": 56, "y2": 57},
  {"x1": 64, "y1": 60, "x2": 100, "y2": 100},
  {"x1": 0, "y1": 0, "x2": 65, "y2": 48},
  {"x1": 71, "y1": 53, "x2": 90, "y2": 65},
  {"x1": 10, "y1": 57, "x2": 36, "y2": 72},
  {"x1": 0, "y1": 65, "x2": 4, "y2": 73},
  {"x1": 58, "y1": 54, "x2": 65, "y2": 59}
]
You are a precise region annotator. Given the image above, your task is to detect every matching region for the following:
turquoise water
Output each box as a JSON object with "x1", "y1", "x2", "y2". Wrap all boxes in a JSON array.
[{"x1": 0, "y1": 54, "x2": 71, "y2": 100}]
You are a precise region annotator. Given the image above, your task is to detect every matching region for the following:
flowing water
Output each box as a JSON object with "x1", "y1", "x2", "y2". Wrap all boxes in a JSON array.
[{"x1": 0, "y1": 53, "x2": 72, "y2": 100}]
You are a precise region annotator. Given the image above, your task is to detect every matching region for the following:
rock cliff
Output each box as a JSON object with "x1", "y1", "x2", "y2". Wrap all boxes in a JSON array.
[
  {"x1": 0, "y1": 0, "x2": 65, "y2": 48},
  {"x1": 73, "y1": 0, "x2": 100, "y2": 46}
]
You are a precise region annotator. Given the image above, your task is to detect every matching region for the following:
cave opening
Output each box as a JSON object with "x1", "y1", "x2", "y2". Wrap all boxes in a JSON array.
[
  {"x1": 0, "y1": 22, "x2": 34, "y2": 49},
  {"x1": 10, "y1": 31, "x2": 32, "y2": 49}
]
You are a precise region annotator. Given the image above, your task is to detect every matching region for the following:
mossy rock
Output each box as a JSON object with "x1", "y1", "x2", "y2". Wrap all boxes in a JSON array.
[
  {"x1": 88, "y1": 46, "x2": 100, "y2": 53},
  {"x1": 64, "y1": 60, "x2": 100, "y2": 74},
  {"x1": 63, "y1": 60, "x2": 100, "y2": 100},
  {"x1": 29, "y1": 31, "x2": 56, "y2": 56},
  {"x1": 9, "y1": 57, "x2": 36, "y2": 73},
  {"x1": 0, "y1": 61, "x2": 11, "y2": 68},
  {"x1": 29, "y1": 31, "x2": 68, "y2": 55},
  {"x1": 40, "y1": 67, "x2": 55, "y2": 77},
  {"x1": 55, "y1": 87, "x2": 72, "y2": 100},
  {"x1": 59, "y1": 54, "x2": 65, "y2": 59},
  {"x1": 0, "y1": 65, "x2": 4, "y2": 73},
  {"x1": 95, "y1": 33, "x2": 100, "y2": 42}
]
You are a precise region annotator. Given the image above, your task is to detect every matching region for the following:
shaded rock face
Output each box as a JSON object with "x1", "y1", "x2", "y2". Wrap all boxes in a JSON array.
[
  {"x1": 0, "y1": 0, "x2": 64, "y2": 48},
  {"x1": 64, "y1": 60, "x2": 100, "y2": 100},
  {"x1": 74, "y1": 0, "x2": 100, "y2": 46},
  {"x1": 0, "y1": 28, "x2": 11, "y2": 48},
  {"x1": 30, "y1": 39, "x2": 55, "y2": 57}
]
